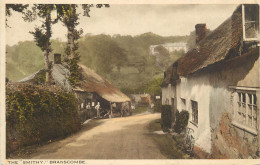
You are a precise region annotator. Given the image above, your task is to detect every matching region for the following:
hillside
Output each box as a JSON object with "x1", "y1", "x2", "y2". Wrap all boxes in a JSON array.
[{"x1": 6, "y1": 32, "x2": 188, "y2": 92}]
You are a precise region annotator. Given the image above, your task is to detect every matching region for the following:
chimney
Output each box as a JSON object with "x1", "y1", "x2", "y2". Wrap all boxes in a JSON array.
[
  {"x1": 195, "y1": 24, "x2": 207, "y2": 44},
  {"x1": 54, "y1": 53, "x2": 61, "y2": 64}
]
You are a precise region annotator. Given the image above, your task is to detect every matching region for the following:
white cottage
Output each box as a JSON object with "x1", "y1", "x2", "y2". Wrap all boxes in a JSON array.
[{"x1": 162, "y1": 4, "x2": 259, "y2": 158}]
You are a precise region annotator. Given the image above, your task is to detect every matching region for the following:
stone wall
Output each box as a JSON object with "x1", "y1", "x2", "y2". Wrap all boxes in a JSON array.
[{"x1": 211, "y1": 113, "x2": 258, "y2": 158}]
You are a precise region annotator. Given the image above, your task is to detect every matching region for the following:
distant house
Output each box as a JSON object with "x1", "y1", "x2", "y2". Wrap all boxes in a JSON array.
[
  {"x1": 130, "y1": 93, "x2": 151, "y2": 106},
  {"x1": 20, "y1": 54, "x2": 131, "y2": 121},
  {"x1": 149, "y1": 42, "x2": 188, "y2": 55},
  {"x1": 162, "y1": 4, "x2": 259, "y2": 158}
]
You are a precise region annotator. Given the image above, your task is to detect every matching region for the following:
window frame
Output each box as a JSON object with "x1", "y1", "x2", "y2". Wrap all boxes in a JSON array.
[
  {"x1": 242, "y1": 4, "x2": 259, "y2": 41},
  {"x1": 191, "y1": 100, "x2": 198, "y2": 125},
  {"x1": 232, "y1": 88, "x2": 258, "y2": 135}
]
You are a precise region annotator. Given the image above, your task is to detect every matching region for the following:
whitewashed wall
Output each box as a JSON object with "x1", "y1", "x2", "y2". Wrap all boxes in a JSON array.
[
  {"x1": 161, "y1": 52, "x2": 259, "y2": 155},
  {"x1": 176, "y1": 75, "x2": 212, "y2": 153},
  {"x1": 161, "y1": 84, "x2": 175, "y2": 105}
]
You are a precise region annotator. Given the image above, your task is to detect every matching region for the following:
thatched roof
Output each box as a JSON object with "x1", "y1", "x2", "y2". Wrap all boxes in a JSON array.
[
  {"x1": 19, "y1": 64, "x2": 130, "y2": 103},
  {"x1": 19, "y1": 70, "x2": 42, "y2": 82},
  {"x1": 177, "y1": 5, "x2": 243, "y2": 76},
  {"x1": 75, "y1": 64, "x2": 130, "y2": 102},
  {"x1": 161, "y1": 61, "x2": 179, "y2": 87}
]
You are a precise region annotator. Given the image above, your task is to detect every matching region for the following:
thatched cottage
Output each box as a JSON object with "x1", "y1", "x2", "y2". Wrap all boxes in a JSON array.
[
  {"x1": 162, "y1": 4, "x2": 259, "y2": 158},
  {"x1": 20, "y1": 54, "x2": 131, "y2": 121}
]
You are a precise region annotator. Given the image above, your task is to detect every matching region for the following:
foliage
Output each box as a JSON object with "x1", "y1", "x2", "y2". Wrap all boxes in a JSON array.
[
  {"x1": 6, "y1": 40, "x2": 66, "y2": 82},
  {"x1": 132, "y1": 105, "x2": 148, "y2": 115},
  {"x1": 25, "y1": 4, "x2": 58, "y2": 85},
  {"x1": 154, "y1": 101, "x2": 162, "y2": 113},
  {"x1": 30, "y1": 27, "x2": 52, "y2": 52},
  {"x1": 169, "y1": 49, "x2": 185, "y2": 63},
  {"x1": 32, "y1": 70, "x2": 46, "y2": 85},
  {"x1": 121, "y1": 76, "x2": 163, "y2": 96},
  {"x1": 148, "y1": 119, "x2": 185, "y2": 159},
  {"x1": 161, "y1": 105, "x2": 172, "y2": 132},
  {"x1": 7, "y1": 33, "x2": 188, "y2": 90},
  {"x1": 79, "y1": 35, "x2": 128, "y2": 74},
  {"x1": 150, "y1": 133, "x2": 185, "y2": 159},
  {"x1": 6, "y1": 4, "x2": 28, "y2": 27},
  {"x1": 68, "y1": 56, "x2": 81, "y2": 86},
  {"x1": 148, "y1": 119, "x2": 162, "y2": 132},
  {"x1": 146, "y1": 76, "x2": 163, "y2": 95},
  {"x1": 154, "y1": 45, "x2": 172, "y2": 71},
  {"x1": 81, "y1": 4, "x2": 110, "y2": 17},
  {"x1": 27, "y1": 4, "x2": 56, "y2": 52},
  {"x1": 173, "y1": 110, "x2": 189, "y2": 134},
  {"x1": 6, "y1": 4, "x2": 28, "y2": 16},
  {"x1": 59, "y1": 5, "x2": 83, "y2": 86},
  {"x1": 6, "y1": 42, "x2": 44, "y2": 81},
  {"x1": 6, "y1": 83, "x2": 80, "y2": 155}
]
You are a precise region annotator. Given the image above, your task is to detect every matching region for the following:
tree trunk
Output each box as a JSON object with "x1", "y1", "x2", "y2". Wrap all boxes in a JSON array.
[
  {"x1": 68, "y1": 27, "x2": 74, "y2": 59},
  {"x1": 44, "y1": 9, "x2": 52, "y2": 85},
  {"x1": 67, "y1": 5, "x2": 76, "y2": 60},
  {"x1": 44, "y1": 51, "x2": 51, "y2": 85}
]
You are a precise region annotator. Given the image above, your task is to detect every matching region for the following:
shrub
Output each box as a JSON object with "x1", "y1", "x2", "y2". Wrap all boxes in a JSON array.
[
  {"x1": 154, "y1": 101, "x2": 162, "y2": 112},
  {"x1": 32, "y1": 69, "x2": 46, "y2": 85},
  {"x1": 174, "y1": 110, "x2": 189, "y2": 134},
  {"x1": 161, "y1": 105, "x2": 172, "y2": 132},
  {"x1": 6, "y1": 83, "x2": 80, "y2": 155}
]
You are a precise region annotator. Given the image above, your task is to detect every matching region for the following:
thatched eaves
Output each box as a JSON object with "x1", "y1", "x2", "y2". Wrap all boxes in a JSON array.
[
  {"x1": 177, "y1": 6, "x2": 243, "y2": 76},
  {"x1": 19, "y1": 64, "x2": 130, "y2": 103},
  {"x1": 161, "y1": 61, "x2": 179, "y2": 87}
]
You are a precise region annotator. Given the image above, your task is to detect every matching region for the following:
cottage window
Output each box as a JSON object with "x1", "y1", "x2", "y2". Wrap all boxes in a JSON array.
[
  {"x1": 242, "y1": 4, "x2": 259, "y2": 41},
  {"x1": 181, "y1": 98, "x2": 186, "y2": 111},
  {"x1": 191, "y1": 100, "x2": 198, "y2": 124},
  {"x1": 234, "y1": 90, "x2": 258, "y2": 130},
  {"x1": 171, "y1": 98, "x2": 175, "y2": 107},
  {"x1": 165, "y1": 98, "x2": 169, "y2": 105}
]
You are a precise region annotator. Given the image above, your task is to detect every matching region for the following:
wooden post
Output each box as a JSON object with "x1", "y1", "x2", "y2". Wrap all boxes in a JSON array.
[
  {"x1": 120, "y1": 102, "x2": 123, "y2": 117},
  {"x1": 110, "y1": 102, "x2": 113, "y2": 118},
  {"x1": 129, "y1": 101, "x2": 132, "y2": 115}
]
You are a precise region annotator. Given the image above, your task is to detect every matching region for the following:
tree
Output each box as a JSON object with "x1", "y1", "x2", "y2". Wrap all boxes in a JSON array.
[
  {"x1": 146, "y1": 77, "x2": 163, "y2": 95},
  {"x1": 58, "y1": 4, "x2": 82, "y2": 86},
  {"x1": 110, "y1": 41, "x2": 127, "y2": 73},
  {"x1": 24, "y1": 4, "x2": 66, "y2": 85},
  {"x1": 6, "y1": 4, "x2": 28, "y2": 27},
  {"x1": 154, "y1": 45, "x2": 172, "y2": 72},
  {"x1": 59, "y1": 4, "x2": 110, "y2": 86}
]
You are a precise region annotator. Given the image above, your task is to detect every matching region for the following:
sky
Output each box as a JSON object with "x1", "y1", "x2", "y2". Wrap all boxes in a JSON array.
[{"x1": 6, "y1": 4, "x2": 238, "y2": 46}]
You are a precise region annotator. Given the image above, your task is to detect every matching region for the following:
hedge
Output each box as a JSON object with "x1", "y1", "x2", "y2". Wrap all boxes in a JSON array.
[
  {"x1": 161, "y1": 105, "x2": 172, "y2": 132},
  {"x1": 173, "y1": 110, "x2": 189, "y2": 134},
  {"x1": 6, "y1": 83, "x2": 80, "y2": 155}
]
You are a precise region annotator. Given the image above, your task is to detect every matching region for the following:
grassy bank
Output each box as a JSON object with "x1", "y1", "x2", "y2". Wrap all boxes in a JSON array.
[{"x1": 148, "y1": 119, "x2": 190, "y2": 159}]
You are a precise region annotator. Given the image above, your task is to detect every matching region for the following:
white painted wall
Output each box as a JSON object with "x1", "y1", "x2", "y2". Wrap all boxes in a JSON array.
[
  {"x1": 161, "y1": 51, "x2": 259, "y2": 154},
  {"x1": 175, "y1": 75, "x2": 212, "y2": 153},
  {"x1": 162, "y1": 84, "x2": 175, "y2": 105}
]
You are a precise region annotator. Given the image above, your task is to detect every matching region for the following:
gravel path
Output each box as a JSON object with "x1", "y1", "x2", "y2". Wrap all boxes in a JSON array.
[{"x1": 30, "y1": 113, "x2": 166, "y2": 159}]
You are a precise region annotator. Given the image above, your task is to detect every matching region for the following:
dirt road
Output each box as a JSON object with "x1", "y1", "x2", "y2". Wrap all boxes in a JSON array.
[{"x1": 30, "y1": 113, "x2": 166, "y2": 159}]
